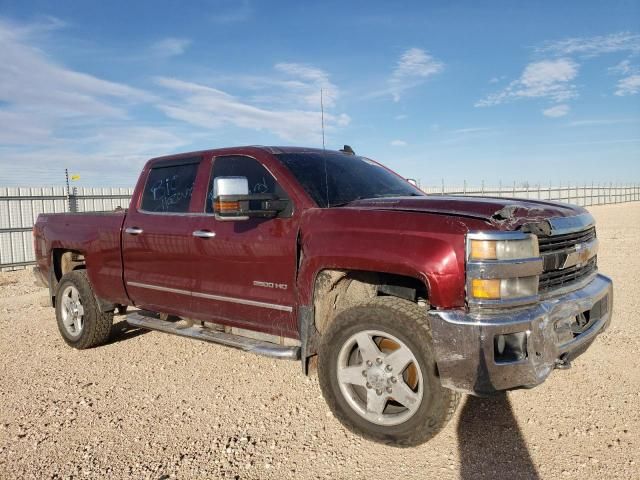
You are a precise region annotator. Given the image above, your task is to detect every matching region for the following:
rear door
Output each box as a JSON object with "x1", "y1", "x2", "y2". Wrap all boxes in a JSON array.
[
  {"x1": 122, "y1": 157, "x2": 201, "y2": 317},
  {"x1": 189, "y1": 154, "x2": 299, "y2": 337}
]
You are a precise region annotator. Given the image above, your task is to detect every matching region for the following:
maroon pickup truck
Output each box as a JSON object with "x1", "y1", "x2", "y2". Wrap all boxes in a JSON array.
[{"x1": 33, "y1": 146, "x2": 612, "y2": 446}]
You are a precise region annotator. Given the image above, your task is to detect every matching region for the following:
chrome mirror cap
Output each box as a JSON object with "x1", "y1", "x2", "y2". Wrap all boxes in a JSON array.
[{"x1": 213, "y1": 176, "x2": 249, "y2": 197}]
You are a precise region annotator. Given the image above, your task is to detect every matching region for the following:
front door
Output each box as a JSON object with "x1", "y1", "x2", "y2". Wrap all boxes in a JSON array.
[{"x1": 189, "y1": 154, "x2": 299, "y2": 337}]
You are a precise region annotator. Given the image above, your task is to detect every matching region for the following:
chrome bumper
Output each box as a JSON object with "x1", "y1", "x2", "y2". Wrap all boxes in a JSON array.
[{"x1": 428, "y1": 274, "x2": 613, "y2": 395}]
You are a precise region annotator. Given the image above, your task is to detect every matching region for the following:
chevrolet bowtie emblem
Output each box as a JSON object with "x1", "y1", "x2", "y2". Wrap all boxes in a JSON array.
[{"x1": 562, "y1": 239, "x2": 598, "y2": 269}]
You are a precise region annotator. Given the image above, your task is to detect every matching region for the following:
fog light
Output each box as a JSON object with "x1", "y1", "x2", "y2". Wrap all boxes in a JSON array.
[
  {"x1": 494, "y1": 332, "x2": 528, "y2": 363},
  {"x1": 496, "y1": 334, "x2": 506, "y2": 355}
]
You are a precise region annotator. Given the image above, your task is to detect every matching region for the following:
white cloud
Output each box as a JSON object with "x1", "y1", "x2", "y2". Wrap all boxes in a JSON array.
[
  {"x1": 274, "y1": 63, "x2": 339, "y2": 108},
  {"x1": 395, "y1": 114, "x2": 408, "y2": 120},
  {"x1": 542, "y1": 104, "x2": 570, "y2": 117},
  {"x1": 389, "y1": 48, "x2": 444, "y2": 101},
  {"x1": 452, "y1": 127, "x2": 492, "y2": 134},
  {"x1": 536, "y1": 32, "x2": 640, "y2": 57},
  {"x1": 0, "y1": 19, "x2": 188, "y2": 185},
  {"x1": 567, "y1": 118, "x2": 638, "y2": 127},
  {"x1": 615, "y1": 74, "x2": 640, "y2": 96},
  {"x1": 155, "y1": 76, "x2": 349, "y2": 143},
  {"x1": 607, "y1": 59, "x2": 640, "y2": 96},
  {"x1": 609, "y1": 59, "x2": 632, "y2": 75},
  {"x1": 0, "y1": 18, "x2": 151, "y2": 122},
  {"x1": 151, "y1": 37, "x2": 191, "y2": 57},
  {"x1": 390, "y1": 140, "x2": 407, "y2": 147},
  {"x1": 476, "y1": 58, "x2": 578, "y2": 107}
]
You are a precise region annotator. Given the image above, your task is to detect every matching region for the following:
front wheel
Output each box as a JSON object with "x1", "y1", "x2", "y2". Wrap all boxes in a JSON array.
[{"x1": 318, "y1": 296, "x2": 459, "y2": 447}]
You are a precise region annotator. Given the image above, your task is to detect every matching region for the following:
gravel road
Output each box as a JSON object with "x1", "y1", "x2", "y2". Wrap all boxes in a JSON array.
[{"x1": 1, "y1": 203, "x2": 639, "y2": 480}]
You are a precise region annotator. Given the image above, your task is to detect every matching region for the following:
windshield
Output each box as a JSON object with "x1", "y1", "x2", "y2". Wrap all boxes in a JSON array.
[{"x1": 276, "y1": 152, "x2": 424, "y2": 207}]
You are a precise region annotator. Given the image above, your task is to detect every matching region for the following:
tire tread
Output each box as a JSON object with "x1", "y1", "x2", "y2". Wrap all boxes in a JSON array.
[
  {"x1": 318, "y1": 295, "x2": 460, "y2": 447},
  {"x1": 55, "y1": 270, "x2": 113, "y2": 349}
]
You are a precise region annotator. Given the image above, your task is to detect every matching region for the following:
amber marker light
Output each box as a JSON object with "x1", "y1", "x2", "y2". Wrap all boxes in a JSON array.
[
  {"x1": 471, "y1": 278, "x2": 501, "y2": 299},
  {"x1": 469, "y1": 239, "x2": 498, "y2": 260}
]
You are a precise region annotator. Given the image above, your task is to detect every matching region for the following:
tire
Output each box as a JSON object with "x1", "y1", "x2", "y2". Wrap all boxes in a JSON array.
[
  {"x1": 55, "y1": 270, "x2": 113, "y2": 349},
  {"x1": 318, "y1": 296, "x2": 460, "y2": 447}
]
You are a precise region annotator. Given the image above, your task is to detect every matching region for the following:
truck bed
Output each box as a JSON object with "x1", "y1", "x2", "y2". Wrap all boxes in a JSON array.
[{"x1": 34, "y1": 210, "x2": 129, "y2": 306}]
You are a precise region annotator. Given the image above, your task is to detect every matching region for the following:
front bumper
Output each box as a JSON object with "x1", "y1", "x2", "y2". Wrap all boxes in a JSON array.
[{"x1": 428, "y1": 274, "x2": 613, "y2": 395}]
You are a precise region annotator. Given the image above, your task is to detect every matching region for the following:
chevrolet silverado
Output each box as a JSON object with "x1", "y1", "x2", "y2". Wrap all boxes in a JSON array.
[{"x1": 33, "y1": 146, "x2": 612, "y2": 446}]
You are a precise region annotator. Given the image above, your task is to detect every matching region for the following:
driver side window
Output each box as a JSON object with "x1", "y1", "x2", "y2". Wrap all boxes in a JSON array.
[{"x1": 206, "y1": 155, "x2": 289, "y2": 213}]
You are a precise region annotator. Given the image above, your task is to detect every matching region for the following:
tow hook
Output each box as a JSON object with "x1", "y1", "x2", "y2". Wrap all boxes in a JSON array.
[{"x1": 555, "y1": 353, "x2": 572, "y2": 370}]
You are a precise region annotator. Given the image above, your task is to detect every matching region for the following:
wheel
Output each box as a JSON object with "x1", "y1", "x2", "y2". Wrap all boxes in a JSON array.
[
  {"x1": 318, "y1": 296, "x2": 460, "y2": 447},
  {"x1": 55, "y1": 270, "x2": 113, "y2": 349}
]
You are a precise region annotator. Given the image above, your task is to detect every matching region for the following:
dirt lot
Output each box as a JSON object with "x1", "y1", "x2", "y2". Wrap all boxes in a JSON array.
[{"x1": 1, "y1": 203, "x2": 639, "y2": 480}]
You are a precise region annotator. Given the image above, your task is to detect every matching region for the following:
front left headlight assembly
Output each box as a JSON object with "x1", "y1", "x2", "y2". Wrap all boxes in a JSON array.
[{"x1": 466, "y1": 232, "x2": 543, "y2": 306}]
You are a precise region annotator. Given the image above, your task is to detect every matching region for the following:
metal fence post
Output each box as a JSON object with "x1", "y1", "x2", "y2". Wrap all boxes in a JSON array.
[{"x1": 69, "y1": 187, "x2": 78, "y2": 213}]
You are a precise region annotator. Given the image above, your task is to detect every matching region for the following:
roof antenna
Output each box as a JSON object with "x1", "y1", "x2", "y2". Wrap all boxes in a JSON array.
[{"x1": 320, "y1": 88, "x2": 326, "y2": 150}]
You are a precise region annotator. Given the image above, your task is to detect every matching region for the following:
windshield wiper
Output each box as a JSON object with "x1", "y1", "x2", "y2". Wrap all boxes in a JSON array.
[
  {"x1": 329, "y1": 192, "x2": 422, "y2": 208},
  {"x1": 328, "y1": 196, "x2": 369, "y2": 208}
]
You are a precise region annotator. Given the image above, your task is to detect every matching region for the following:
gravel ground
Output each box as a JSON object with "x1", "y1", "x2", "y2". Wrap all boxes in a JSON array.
[{"x1": 1, "y1": 203, "x2": 639, "y2": 480}]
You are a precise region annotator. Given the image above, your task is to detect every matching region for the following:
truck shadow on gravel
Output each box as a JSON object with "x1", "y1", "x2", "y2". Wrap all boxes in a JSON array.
[
  {"x1": 107, "y1": 319, "x2": 150, "y2": 345},
  {"x1": 457, "y1": 393, "x2": 540, "y2": 480}
]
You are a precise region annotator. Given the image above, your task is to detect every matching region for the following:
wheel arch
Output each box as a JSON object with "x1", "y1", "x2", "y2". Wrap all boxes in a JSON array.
[
  {"x1": 49, "y1": 249, "x2": 114, "y2": 312},
  {"x1": 298, "y1": 267, "x2": 430, "y2": 375}
]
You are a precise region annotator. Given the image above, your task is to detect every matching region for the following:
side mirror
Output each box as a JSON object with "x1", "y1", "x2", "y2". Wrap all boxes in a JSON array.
[
  {"x1": 213, "y1": 176, "x2": 289, "y2": 221},
  {"x1": 213, "y1": 176, "x2": 250, "y2": 221}
]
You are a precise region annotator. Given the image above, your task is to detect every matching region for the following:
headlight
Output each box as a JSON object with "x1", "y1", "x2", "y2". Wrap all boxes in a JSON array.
[
  {"x1": 466, "y1": 232, "x2": 542, "y2": 306},
  {"x1": 469, "y1": 237, "x2": 539, "y2": 261}
]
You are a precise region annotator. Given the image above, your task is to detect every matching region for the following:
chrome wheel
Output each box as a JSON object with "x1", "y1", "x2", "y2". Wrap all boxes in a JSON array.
[
  {"x1": 336, "y1": 329, "x2": 424, "y2": 426},
  {"x1": 60, "y1": 285, "x2": 85, "y2": 338}
]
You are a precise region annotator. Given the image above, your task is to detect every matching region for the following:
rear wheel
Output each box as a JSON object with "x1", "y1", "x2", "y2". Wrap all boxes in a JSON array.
[
  {"x1": 318, "y1": 296, "x2": 459, "y2": 447},
  {"x1": 55, "y1": 270, "x2": 113, "y2": 349}
]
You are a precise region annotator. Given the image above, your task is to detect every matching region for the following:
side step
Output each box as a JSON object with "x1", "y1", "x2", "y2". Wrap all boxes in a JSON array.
[{"x1": 126, "y1": 311, "x2": 300, "y2": 360}]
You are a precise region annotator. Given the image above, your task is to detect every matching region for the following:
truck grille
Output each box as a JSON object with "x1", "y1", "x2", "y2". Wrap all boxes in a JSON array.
[
  {"x1": 539, "y1": 256, "x2": 597, "y2": 293},
  {"x1": 538, "y1": 227, "x2": 598, "y2": 294},
  {"x1": 538, "y1": 227, "x2": 596, "y2": 254}
]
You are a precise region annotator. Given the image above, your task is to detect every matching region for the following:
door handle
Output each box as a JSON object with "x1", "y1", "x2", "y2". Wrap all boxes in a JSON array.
[
  {"x1": 193, "y1": 230, "x2": 216, "y2": 239},
  {"x1": 125, "y1": 227, "x2": 144, "y2": 235}
]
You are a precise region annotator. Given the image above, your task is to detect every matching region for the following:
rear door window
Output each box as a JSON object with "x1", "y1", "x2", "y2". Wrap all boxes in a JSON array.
[{"x1": 141, "y1": 160, "x2": 199, "y2": 213}]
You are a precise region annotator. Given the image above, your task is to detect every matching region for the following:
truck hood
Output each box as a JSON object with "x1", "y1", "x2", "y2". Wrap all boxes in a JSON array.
[{"x1": 345, "y1": 195, "x2": 587, "y2": 231}]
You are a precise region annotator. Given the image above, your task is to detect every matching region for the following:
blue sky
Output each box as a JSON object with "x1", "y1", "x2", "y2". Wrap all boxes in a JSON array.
[{"x1": 0, "y1": 0, "x2": 639, "y2": 187}]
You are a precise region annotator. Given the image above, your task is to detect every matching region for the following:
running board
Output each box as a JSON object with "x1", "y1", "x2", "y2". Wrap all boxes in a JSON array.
[{"x1": 126, "y1": 311, "x2": 300, "y2": 360}]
